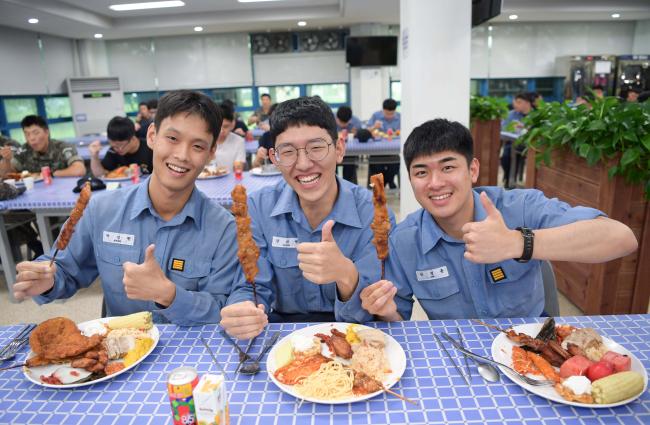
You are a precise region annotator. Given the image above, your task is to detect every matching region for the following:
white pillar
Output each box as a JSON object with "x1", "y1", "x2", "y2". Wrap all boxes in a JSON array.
[{"x1": 399, "y1": 0, "x2": 472, "y2": 216}]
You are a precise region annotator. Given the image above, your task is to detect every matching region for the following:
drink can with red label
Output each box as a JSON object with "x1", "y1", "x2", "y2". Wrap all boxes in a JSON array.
[
  {"x1": 41, "y1": 166, "x2": 52, "y2": 185},
  {"x1": 245, "y1": 130, "x2": 254, "y2": 142},
  {"x1": 130, "y1": 163, "x2": 140, "y2": 184},
  {"x1": 167, "y1": 366, "x2": 199, "y2": 425}
]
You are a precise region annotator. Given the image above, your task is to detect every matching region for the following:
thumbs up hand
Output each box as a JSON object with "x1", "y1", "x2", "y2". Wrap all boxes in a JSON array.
[
  {"x1": 296, "y1": 220, "x2": 359, "y2": 298},
  {"x1": 461, "y1": 192, "x2": 523, "y2": 264},
  {"x1": 123, "y1": 244, "x2": 176, "y2": 306}
]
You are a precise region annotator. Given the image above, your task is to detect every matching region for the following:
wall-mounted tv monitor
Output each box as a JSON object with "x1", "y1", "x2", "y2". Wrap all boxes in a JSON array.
[{"x1": 346, "y1": 36, "x2": 398, "y2": 67}]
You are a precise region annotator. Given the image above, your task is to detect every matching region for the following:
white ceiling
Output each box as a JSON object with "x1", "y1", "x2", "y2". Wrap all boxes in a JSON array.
[{"x1": 0, "y1": 0, "x2": 648, "y2": 40}]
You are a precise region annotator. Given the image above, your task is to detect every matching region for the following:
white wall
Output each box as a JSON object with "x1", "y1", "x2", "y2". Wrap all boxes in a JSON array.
[
  {"x1": 633, "y1": 20, "x2": 650, "y2": 54},
  {"x1": 254, "y1": 51, "x2": 347, "y2": 85}
]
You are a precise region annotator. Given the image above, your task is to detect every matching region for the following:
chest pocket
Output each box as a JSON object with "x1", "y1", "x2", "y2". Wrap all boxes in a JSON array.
[
  {"x1": 485, "y1": 260, "x2": 535, "y2": 284},
  {"x1": 411, "y1": 275, "x2": 460, "y2": 301},
  {"x1": 168, "y1": 258, "x2": 210, "y2": 291},
  {"x1": 96, "y1": 243, "x2": 141, "y2": 266},
  {"x1": 268, "y1": 247, "x2": 299, "y2": 269}
]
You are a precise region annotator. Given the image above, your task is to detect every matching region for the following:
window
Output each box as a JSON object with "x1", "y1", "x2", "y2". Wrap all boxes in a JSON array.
[
  {"x1": 257, "y1": 86, "x2": 300, "y2": 103},
  {"x1": 3, "y1": 98, "x2": 38, "y2": 123},
  {"x1": 44, "y1": 96, "x2": 72, "y2": 119},
  {"x1": 470, "y1": 80, "x2": 480, "y2": 96},
  {"x1": 305, "y1": 84, "x2": 347, "y2": 104},
  {"x1": 9, "y1": 128, "x2": 25, "y2": 144},
  {"x1": 390, "y1": 81, "x2": 401, "y2": 102},
  {"x1": 123, "y1": 92, "x2": 159, "y2": 114},
  {"x1": 535, "y1": 78, "x2": 559, "y2": 102},
  {"x1": 49, "y1": 122, "x2": 76, "y2": 140},
  {"x1": 210, "y1": 88, "x2": 253, "y2": 108},
  {"x1": 488, "y1": 79, "x2": 528, "y2": 98}
]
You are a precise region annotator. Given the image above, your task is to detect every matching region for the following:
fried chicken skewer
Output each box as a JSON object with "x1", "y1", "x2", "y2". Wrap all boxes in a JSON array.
[
  {"x1": 370, "y1": 173, "x2": 391, "y2": 279},
  {"x1": 231, "y1": 185, "x2": 260, "y2": 306},
  {"x1": 49, "y1": 182, "x2": 91, "y2": 267}
]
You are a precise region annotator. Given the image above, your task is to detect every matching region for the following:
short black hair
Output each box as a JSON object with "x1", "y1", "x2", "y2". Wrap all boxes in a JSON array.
[
  {"x1": 592, "y1": 85, "x2": 605, "y2": 92},
  {"x1": 21, "y1": 115, "x2": 48, "y2": 130},
  {"x1": 514, "y1": 93, "x2": 532, "y2": 103},
  {"x1": 260, "y1": 93, "x2": 271, "y2": 100},
  {"x1": 219, "y1": 102, "x2": 235, "y2": 122},
  {"x1": 270, "y1": 96, "x2": 337, "y2": 148},
  {"x1": 146, "y1": 99, "x2": 158, "y2": 110},
  {"x1": 403, "y1": 119, "x2": 473, "y2": 171},
  {"x1": 107, "y1": 116, "x2": 136, "y2": 142},
  {"x1": 138, "y1": 101, "x2": 147, "y2": 107},
  {"x1": 336, "y1": 106, "x2": 352, "y2": 123},
  {"x1": 382, "y1": 98, "x2": 397, "y2": 111},
  {"x1": 154, "y1": 90, "x2": 222, "y2": 147}
]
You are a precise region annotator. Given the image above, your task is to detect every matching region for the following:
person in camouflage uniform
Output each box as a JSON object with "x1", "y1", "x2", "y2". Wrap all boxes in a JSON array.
[{"x1": 0, "y1": 115, "x2": 86, "y2": 177}]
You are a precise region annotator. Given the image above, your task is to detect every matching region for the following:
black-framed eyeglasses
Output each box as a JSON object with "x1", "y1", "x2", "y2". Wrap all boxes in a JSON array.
[{"x1": 272, "y1": 139, "x2": 333, "y2": 167}]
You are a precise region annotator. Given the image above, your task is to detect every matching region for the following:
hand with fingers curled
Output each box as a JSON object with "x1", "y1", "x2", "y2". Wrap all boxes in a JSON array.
[
  {"x1": 13, "y1": 261, "x2": 57, "y2": 301},
  {"x1": 461, "y1": 192, "x2": 523, "y2": 264},
  {"x1": 88, "y1": 140, "x2": 102, "y2": 159},
  {"x1": 360, "y1": 280, "x2": 401, "y2": 321},
  {"x1": 220, "y1": 301, "x2": 268, "y2": 340},
  {"x1": 122, "y1": 244, "x2": 176, "y2": 307}
]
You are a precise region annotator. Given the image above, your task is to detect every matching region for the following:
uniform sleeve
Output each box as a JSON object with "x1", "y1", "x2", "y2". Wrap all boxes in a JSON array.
[
  {"x1": 384, "y1": 234, "x2": 415, "y2": 321},
  {"x1": 225, "y1": 195, "x2": 275, "y2": 312},
  {"x1": 33, "y1": 199, "x2": 100, "y2": 304},
  {"x1": 61, "y1": 143, "x2": 83, "y2": 166},
  {"x1": 158, "y1": 217, "x2": 244, "y2": 325},
  {"x1": 518, "y1": 189, "x2": 606, "y2": 229}
]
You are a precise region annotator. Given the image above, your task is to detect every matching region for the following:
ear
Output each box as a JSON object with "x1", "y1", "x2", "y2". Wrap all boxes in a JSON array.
[
  {"x1": 268, "y1": 148, "x2": 279, "y2": 167},
  {"x1": 334, "y1": 137, "x2": 346, "y2": 165},
  {"x1": 146, "y1": 122, "x2": 156, "y2": 150},
  {"x1": 470, "y1": 158, "x2": 480, "y2": 184}
]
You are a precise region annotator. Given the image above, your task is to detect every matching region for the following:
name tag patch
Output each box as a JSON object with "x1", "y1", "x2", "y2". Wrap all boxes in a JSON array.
[
  {"x1": 102, "y1": 231, "x2": 135, "y2": 246},
  {"x1": 272, "y1": 236, "x2": 298, "y2": 249},
  {"x1": 490, "y1": 267, "x2": 507, "y2": 283},
  {"x1": 416, "y1": 266, "x2": 449, "y2": 281},
  {"x1": 171, "y1": 258, "x2": 185, "y2": 272}
]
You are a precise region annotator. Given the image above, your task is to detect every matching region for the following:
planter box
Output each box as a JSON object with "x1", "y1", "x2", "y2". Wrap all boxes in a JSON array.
[
  {"x1": 470, "y1": 119, "x2": 501, "y2": 187},
  {"x1": 525, "y1": 149, "x2": 650, "y2": 314}
]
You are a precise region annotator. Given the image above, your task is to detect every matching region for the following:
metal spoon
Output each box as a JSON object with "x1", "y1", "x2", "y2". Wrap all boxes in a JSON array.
[{"x1": 239, "y1": 332, "x2": 280, "y2": 375}]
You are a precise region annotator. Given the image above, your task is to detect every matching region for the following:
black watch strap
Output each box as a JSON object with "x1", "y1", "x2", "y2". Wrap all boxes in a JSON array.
[{"x1": 515, "y1": 227, "x2": 534, "y2": 263}]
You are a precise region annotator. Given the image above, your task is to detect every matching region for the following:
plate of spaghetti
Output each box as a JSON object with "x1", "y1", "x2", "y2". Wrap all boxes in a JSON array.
[{"x1": 267, "y1": 323, "x2": 407, "y2": 404}]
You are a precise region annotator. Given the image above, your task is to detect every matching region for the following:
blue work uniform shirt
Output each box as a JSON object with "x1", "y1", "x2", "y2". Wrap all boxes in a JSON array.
[
  {"x1": 34, "y1": 180, "x2": 241, "y2": 325},
  {"x1": 337, "y1": 116, "x2": 363, "y2": 133},
  {"x1": 388, "y1": 187, "x2": 604, "y2": 320},
  {"x1": 226, "y1": 176, "x2": 396, "y2": 323},
  {"x1": 367, "y1": 111, "x2": 401, "y2": 131}
]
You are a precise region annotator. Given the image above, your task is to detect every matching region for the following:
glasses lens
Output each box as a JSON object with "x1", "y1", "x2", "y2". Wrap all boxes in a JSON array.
[
  {"x1": 306, "y1": 140, "x2": 330, "y2": 161},
  {"x1": 275, "y1": 146, "x2": 297, "y2": 166}
]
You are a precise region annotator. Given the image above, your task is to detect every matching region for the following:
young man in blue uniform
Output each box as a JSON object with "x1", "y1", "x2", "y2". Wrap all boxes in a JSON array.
[
  {"x1": 220, "y1": 96, "x2": 396, "y2": 339},
  {"x1": 360, "y1": 119, "x2": 638, "y2": 321},
  {"x1": 13, "y1": 90, "x2": 242, "y2": 326}
]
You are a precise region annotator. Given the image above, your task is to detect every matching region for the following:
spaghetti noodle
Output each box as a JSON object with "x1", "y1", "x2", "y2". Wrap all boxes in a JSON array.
[{"x1": 294, "y1": 361, "x2": 354, "y2": 400}]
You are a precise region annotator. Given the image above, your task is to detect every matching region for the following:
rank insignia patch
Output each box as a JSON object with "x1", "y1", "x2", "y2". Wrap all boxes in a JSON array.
[
  {"x1": 171, "y1": 258, "x2": 185, "y2": 272},
  {"x1": 489, "y1": 267, "x2": 507, "y2": 283}
]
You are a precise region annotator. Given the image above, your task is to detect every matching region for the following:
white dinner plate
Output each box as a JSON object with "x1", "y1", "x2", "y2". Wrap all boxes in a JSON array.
[
  {"x1": 23, "y1": 317, "x2": 160, "y2": 389},
  {"x1": 101, "y1": 176, "x2": 131, "y2": 182},
  {"x1": 490, "y1": 322, "x2": 648, "y2": 408},
  {"x1": 197, "y1": 172, "x2": 229, "y2": 180},
  {"x1": 250, "y1": 167, "x2": 282, "y2": 176},
  {"x1": 267, "y1": 323, "x2": 407, "y2": 404}
]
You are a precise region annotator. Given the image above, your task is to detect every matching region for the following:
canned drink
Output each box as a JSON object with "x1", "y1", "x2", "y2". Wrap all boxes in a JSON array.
[
  {"x1": 245, "y1": 130, "x2": 254, "y2": 142},
  {"x1": 168, "y1": 366, "x2": 199, "y2": 425},
  {"x1": 340, "y1": 129, "x2": 348, "y2": 143},
  {"x1": 41, "y1": 166, "x2": 52, "y2": 185},
  {"x1": 130, "y1": 163, "x2": 140, "y2": 184},
  {"x1": 233, "y1": 161, "x2": 244, "y2": 181}
]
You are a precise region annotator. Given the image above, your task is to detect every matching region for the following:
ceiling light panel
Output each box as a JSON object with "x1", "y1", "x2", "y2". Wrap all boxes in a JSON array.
[{"x1": 109, "y1": 1, "x2": 185, "y2": 12}]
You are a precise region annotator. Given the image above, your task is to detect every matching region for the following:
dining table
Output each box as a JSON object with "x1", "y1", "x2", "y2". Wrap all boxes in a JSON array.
[{"x1": 0, "y1": 315, "x2": 648, "y2": 424}]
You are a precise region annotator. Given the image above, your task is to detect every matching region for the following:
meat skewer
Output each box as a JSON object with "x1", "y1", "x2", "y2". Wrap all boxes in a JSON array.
[
  {"x1": 369, "y1": 173, "x2": 390, "y2": 279},
  {"x1": 231, "y1": 185, "x2": 260, "y2": 306},
  {"x1": 353, "y1": 371, "x2": 418, "y2": 405},
  {"x1": 49, "y1": 182, "x2": 91, "y2": 267}
]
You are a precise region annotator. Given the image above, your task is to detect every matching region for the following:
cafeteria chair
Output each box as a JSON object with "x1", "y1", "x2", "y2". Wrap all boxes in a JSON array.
[{"x1": 541, "y1": 260, "x2": 560, "y2": 317}]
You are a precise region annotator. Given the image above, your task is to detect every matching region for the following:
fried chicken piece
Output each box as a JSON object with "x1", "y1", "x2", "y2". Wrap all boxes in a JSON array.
[
  {"x1": 56, "y1": 183, "x2": 91, "y2": 251},
  {"x1": 231, "y1": 185, "x2": 260, "y2": 303},
  {"x1": 370, "y1": 174, "x2": 391, "y2": 277},
  {"x1": 316, "y1": 330, "x2": 353, "y2": 359},
  {"x1": 29, "y1": 317, "x2": 103, "y2": 360},
  {"x1": 352, "y1": 371, "x2": 382, "y2": 395},
  {"x1": 105, "y1": 166, "x2": 129, "y2": 178}
]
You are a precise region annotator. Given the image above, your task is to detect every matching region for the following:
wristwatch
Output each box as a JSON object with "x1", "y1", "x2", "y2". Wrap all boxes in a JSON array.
[{"x1": 515, "y1": 227, "x2": 534, "y2": 263}]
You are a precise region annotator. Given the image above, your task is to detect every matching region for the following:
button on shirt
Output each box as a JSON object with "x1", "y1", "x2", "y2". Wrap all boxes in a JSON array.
[
  {"x1": 227, "y1": 177, "x2": 396, "y2": 323},
  {"x1": 388, "y1": 187, "x2": 604, "y2": 320},
  {"x1": 367, "y1": 111, "x2": 401, "y2": 131},
  {"x1": 34, "y1": 180, "x2": 241, "y2": 325}
]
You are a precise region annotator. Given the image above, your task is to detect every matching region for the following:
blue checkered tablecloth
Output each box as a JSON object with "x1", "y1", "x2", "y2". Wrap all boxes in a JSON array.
[
  {"x1": 345, "y1": 138, "x2": 400, "y2": 156},
  {"x1": 1, "y1": 316, "x2": 648, "y2": 425}
]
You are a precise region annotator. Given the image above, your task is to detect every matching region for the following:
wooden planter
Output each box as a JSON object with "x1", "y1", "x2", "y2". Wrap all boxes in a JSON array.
[
  {"x1": 525, "y1": 149, "x2": 650, "y2": 314},
  {"x1": 470, "y1": 119, "x2": 501, "y2": 187}
]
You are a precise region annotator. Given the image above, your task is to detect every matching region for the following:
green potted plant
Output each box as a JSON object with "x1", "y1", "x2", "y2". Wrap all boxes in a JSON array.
[
  {"x1": 469, "y1": 96, "x2": 509, "y2": 186},
  {"x1": 519, "y1": 97, "x2": 650, "y2": 314}
]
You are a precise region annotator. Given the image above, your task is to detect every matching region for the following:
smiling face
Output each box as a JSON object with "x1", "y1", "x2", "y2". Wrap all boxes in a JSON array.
[
  {"x1": 269, "y1": 124, "x2": 345, "y2": 209},
  {"x1": 23, "y1": 125, "x2": 50, "y2": 153},
  {"x1": 146, "y1": 113, "x2": 215, "y2": 197},
  {"x1": 409, "y1": 150, "x2": 479, "y2": 234}
]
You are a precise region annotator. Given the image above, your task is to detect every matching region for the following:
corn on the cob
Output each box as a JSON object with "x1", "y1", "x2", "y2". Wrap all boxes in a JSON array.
[
  {"x1": 591, "y1": 371, "x2": 645, "y2": 404},
  {"x1": 107, "y1": 311, "x2": 153, "y2": 330}
]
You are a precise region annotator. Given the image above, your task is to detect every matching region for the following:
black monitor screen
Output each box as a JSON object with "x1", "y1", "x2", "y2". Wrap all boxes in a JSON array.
[{"x1": 346, "y1": 36, "x2": 398, "y2": 67}]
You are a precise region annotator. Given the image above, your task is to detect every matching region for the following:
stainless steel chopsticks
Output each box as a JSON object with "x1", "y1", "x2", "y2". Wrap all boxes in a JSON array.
[{"x1": 434, "y1": 333, "x2": 470, "y2": 386}]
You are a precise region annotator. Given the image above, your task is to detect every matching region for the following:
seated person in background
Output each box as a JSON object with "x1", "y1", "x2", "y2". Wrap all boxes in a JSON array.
[
  {"x1": 0, "y1": 134, "x2": 21, "y2": 178},
  {"x1": 12, "y1": 90, "x2": 243, "y2": 325},
  {"x1": 222, "y1": 99, "x2": 248, "y2": 136},
  {"x1": 89, "y1": 116, "x2": 154, "y2": 177},
  {"x1": 623, "y1": 87, "x2": 641, "y2": 103},
  {"x1": 221, "y1": 96, "x2": 396, "y2": 339},
  {"x1": 367, "y1": 98, "x2": 401, "y2": 190},
  {"x1": 252, "y1": 103, "x2": 278, "y2": 168},
  {"x1": 501, "y1": 92, "x2": 533, "y2": 186},
  {"x1": 360, "y1": 119, "x2": 638, "y2": 321},
  {"x1": 135, "y1": 99, "x2": 158, "y2": 142},
  {"x1": 0, "y1": 115, "x2": 85, "y2": 178},
  {"x1": 213, "y1": 102, "x2": 246, "y2": 173},
  {"x1": 336, "y1": 106, "x2": 363, "y2": 134},
  {"x1": 591, "y1": 85, "x2": 605, "y2": 99},
  {"x1": 248, "y1": 93, "x2": 273, "y2": 127}
]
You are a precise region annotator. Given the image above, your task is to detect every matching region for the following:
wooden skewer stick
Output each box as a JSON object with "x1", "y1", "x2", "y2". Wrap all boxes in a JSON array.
[
  {"x1": 382, "y1": 385, "x2": 418, "y2": 406},
  {"x1": 381, "y1": 260, "x2": 385, "y2": 280},
  {"x1": 249, "y1": 280, "x2": 259, "y2": 307},
  {"x1": 48, "y1": 248, "x2": 59, "y2": 268}
]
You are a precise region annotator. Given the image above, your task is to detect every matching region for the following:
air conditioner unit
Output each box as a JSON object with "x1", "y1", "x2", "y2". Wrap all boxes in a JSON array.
[{"x1": 66, "y1": 77, "x2": 125, "y2": 136}]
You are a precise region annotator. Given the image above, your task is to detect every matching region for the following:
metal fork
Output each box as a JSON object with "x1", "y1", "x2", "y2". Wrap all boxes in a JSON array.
[
  {"x1": 0, "y1": 324, "x2": 35, "y2": 360},
  {"x1": 0, "y1": 338, "x2": 29, "y2": 362},
  {"x1": 440, "y1": 332, "x2": 555, "y2": 387}
]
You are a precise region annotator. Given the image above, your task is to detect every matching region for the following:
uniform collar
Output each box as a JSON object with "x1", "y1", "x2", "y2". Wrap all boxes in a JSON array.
[
  {"x1": 129, "y1": 179, "x2": 202, "y2": 229},
  {"x1": 270, "y1": 176, "x2": 363, "y2": 230}
]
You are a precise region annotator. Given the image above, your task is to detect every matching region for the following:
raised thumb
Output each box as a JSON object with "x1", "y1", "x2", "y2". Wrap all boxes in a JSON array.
[
  {"x1": 321, "y1": 220, "x2": 335, "y2": 242},
  {"x1": 480, "y1": 192, "x2": 500, "y2": 219},
  {"x1": 143, "y1": 244, "x2": 156, "y2": 264}
]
